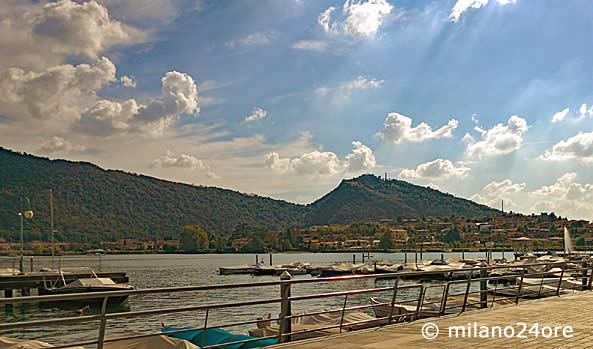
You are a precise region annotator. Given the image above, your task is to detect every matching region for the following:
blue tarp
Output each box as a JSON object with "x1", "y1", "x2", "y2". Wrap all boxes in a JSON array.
[{"x1": 162, "y1": 327, "x2": 277, "y2": 349}]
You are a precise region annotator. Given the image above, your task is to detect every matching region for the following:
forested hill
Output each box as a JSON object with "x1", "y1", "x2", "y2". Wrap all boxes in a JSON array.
[
  {"x1": 0, "y1": 148, "x2": 307, "y2": 243},
  {"x1": 0, "y1": 148, "x2": 498, "y2": 243},
  {"x1": 306, "y1": 175, "x2": 499, "y2": 225}
]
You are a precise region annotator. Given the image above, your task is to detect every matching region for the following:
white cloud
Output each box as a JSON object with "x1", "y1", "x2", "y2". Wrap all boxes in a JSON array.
[
  {"x1": 120, "y1": 75, "x2": 136, "y2": 88},
  {"x1": 482, "y1": 179, "x2": 526, "y2": 196},
  {"x1": 551, "y1": 104, "x2": 593, "y2": 123},
  {"x1": 448, "y1": 0, "x2": 516, "y2": 23},
  {"x1": 244, "y1": 107, "x2": 268, "y2": 122},
  {"x1": 318, "y1": 0, "x2": 393, "y2": 39},
  {"x1": 551, "y1": 107, "x2": 569, "y2": 123},
  {"x1": 345, "y1": 141, "x2": 377, "y2": 172},
  {"x1": 315, "y1": 76, "x2": 384, "y2": 100},
  {"x1": 264, "y1": 140, "x2": 376, "y2": 176},
  {"x1": 225, "y1": 32, "x2": 276, "y2": 48},
  {"x1": 0, "y1": 57, "x2": 117, "y2": 123},
  {"x1": 0, "y1": 0, "x2": 145, "y2": 71},
  {"x1": 33, "y1": 0, "x2": 143, "y2": 59},
  {"x1": 539, "y1": 131, "x2": 593, "y2": 162},
  {"x1": 464, "y1": 115, "x2": 528, "y2": 158},
  {"x1": 469, "y1": 179, "x2": 525, "y2": 210},
  {"x1": 528, "y1": 173, "x2": 593, "y2": 219},
  {"x1": 399, "y1": 159, "x2": 469, "y2": 180},
  {"x1": 378, "y1": 112, "x2": 459, "y2": 144},
  {"x1": 38, "y1": 136, "x2": 85, "y2": 154},
  {"x1": 291, "y1": 40, "x2": 328, "y2": 51},
  {"x1": 341, "y1": 76, "x2": 384, "y2": 89},
  {"x1": 318, "y1": 7, "x2": 338, "y2": 34},
  {"x1": 151, "y1": 150, "x2": 207, "y2": 169},
  {"x1": 71, "y1": 70, "x2": 199, "y2": 137}
]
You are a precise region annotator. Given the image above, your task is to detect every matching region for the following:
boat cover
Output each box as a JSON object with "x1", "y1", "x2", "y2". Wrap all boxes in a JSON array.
[
  {"x1": 104, "y1": 334, "x2": 199, "y2": 349},
  {"x1": 163, "y1": 327, "x2": 276, "y2": 349},
  {"x1": 65, "y1": 278, "x2": 117, "y2": 288}
]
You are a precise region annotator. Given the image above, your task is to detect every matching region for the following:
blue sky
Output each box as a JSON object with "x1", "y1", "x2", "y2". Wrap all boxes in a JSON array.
[{"x1": 1, "y1": 0, "x2": 593, "y2": 220}]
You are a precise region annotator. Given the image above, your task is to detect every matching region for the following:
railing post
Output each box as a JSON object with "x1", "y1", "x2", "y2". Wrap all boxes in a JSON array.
[
  {"x1": 461, "y1": 273, "x2": 472, "y2": 313},
  {"x1": 480, "y1": 262, "x2": 487, "y2": 308},
  {"x1": 278, "y1": 271, "x2": 292, "y2": 343},
  {"x1": 339, "y1": 294, "x2": 348, "y2": 333},
  {"x1": 515, "y1": 267, "x2": 525, "y2": 304},
  {"x1": 581, "y1": 261, "x2": 588, "y2": 291},
  {"x1": 414, "y1": 286, "x2": 425, "y2": 321},
  {"x1": 387, "y1": 277, "x2": 400, "y2": 324},
  {"x1": 439, "y1": 282, "x2": 451, "y2": 316},
  {"x1": 556, "y1": 266, "x2": 565, "y2": 296},
  {"x1": 97, "y1": 296, "x2": 109, "y2": 349},
  {"x1": 202, "y1": 309, "x2": 209, "y2": 349},
  {"x1": 588, "y1": 263, "x2": 593, "y2": 291}
]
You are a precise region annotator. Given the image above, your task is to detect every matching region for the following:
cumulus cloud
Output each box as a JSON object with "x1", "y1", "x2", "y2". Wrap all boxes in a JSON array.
[
  {"x1": 539, "y1": 131, "x2": 593, "y2": 162},
  {"x1": 74, "y1": 71, "x2": 198, "y2": 137},
  {"x1": 399, "y1": 159, "x2": 469, "y2": 180},
  {"x1": 470, "y1": 178, "x2": 525, "y2": 210},
  {"x1": 225, "y1": 32, "x2": 276, "y2": 48},
  {"x1": 318, "y1": 0, "x2": 394, "y2": 38},
  {"x1": 244, "y1": 108, "x2": 268, "y2": 122},
  {"x1": 464, "y1": 115, "x2": 528, "y2": 158},
  {"x1": 482, "y1": 179, "x2": 526, "y2": 196},
  {"x1": 34, "y1": 0, "x2": 143, "y2": 59},
  {"x1": 551, "y1": 108, "x2": 569, "y2": 123},
  {"x1": 291, "y1": 40, "x2": 328, "y2": 51},
  {"x1": 151, "y1": 150, "x2": 207, "y2": 169},
  {"x1": 38, "y1": 136, "x2": 85, "y2": 154},
  {"x1": 345, "y1": 141, "x2": 377, "y2": 172},
  {"x1": 448, "y1": 0, "x2": 516, "y2": 23},
  {"x1": 151, "y1": 150, "x2": 218, "y2": 178},
  {"x1": 264, "y1": 141, "x2": 376, "y2": 176},
  {"x1": 0, "y1": 57, "x2": 117, "y2": 122},
  {"x1": 378, "y1": 112, "x2": 459, "y2": 144},
  {"x1": 551, "y1": 104, "x2": 593, "y2": 123},
  {"x1": 529, "y1": 173, "x2": 593, "y2": 219},
  {"x1": 0, "y1": 0, "x2": 145, "y2": 71},
  {"x1": 120, "y1": 75, "x2": 136, "y2": 88}
]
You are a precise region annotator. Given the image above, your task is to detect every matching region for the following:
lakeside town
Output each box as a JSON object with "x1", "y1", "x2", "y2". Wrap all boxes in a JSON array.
[{"x1": 3, "y1": 212, "x2": 592, "y2": 255}]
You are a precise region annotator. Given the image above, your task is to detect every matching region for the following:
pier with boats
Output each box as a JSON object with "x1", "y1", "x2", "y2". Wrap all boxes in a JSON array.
[{"x1": 1, "y1": 250, "x2": 593, "y2": 348}]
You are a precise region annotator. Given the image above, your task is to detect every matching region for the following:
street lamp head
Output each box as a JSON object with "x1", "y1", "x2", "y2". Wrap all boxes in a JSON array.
[{"x1": 24, "y1": 210, "x2": 34, "y2": 219}]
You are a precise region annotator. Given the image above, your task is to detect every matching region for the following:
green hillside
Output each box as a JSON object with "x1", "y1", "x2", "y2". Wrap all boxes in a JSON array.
[
  {"x1": 306, "y1": 174, "x2": 499, "y2": 225},
  {"x1": 0, "y1": 148, "x2": 307, "y2": 243},
  {"x1": 0, "y1": 148, "x2": 499, "y2": 243}
]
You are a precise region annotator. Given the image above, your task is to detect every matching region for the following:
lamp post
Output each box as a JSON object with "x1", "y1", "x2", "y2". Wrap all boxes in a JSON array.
[{"x1": 19, "y1": 197, "x2": 33, "y2": 273}]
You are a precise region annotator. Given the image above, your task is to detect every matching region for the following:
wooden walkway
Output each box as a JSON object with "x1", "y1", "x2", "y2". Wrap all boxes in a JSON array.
[{"x1": 270, "y1": 291, "x2": 593, "y2": 348}]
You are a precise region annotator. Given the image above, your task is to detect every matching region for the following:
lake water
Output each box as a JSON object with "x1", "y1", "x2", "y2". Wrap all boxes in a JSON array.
[{"x1": 0, "y1": 252, "x2": 505, "y2": 346}]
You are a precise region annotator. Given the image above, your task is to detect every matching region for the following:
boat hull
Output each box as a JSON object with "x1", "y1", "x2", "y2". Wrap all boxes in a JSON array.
[{"x1": 39, "y1": 286, "x2": 132, "y2": 306}]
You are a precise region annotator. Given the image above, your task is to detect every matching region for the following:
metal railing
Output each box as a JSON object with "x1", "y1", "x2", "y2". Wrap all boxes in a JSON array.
[{"x1": 0, "y1": 259, "x2": 591, "y2": 348}]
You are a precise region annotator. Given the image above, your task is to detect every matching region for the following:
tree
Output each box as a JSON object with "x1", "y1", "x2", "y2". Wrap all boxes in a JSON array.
[
  {"x1": 379, "y1": 232, "x2": 393, "y2": 249},
  {"x1": 179, "y1": 225, "x2": 209, "y2": 252},
  {"x1": 443, "y1": 228, "x2": 461, "y2": 244}
]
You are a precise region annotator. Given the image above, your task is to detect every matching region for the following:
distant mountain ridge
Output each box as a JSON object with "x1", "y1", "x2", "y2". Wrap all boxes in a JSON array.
[{"x1": 0, "y1": 147, "x2": 498, "y2": 242}]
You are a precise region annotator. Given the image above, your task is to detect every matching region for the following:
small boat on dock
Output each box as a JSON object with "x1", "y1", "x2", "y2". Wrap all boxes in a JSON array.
[
  {"x1": 39, "y1": 277, "x2": 135, "y2": 306},
  {"x1": 218, "y1": 264, "x2": 258, "y2": 275}
]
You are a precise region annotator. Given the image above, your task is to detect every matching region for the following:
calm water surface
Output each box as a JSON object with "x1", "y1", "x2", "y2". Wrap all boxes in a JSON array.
[{"x1": 0, "y1": 252, "x2": 504, "y2": 345}]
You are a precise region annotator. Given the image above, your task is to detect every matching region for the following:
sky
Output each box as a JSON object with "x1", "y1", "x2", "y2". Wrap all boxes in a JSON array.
[{"x1": 1, "y1": 0, "x2": 593, "y2": 221}]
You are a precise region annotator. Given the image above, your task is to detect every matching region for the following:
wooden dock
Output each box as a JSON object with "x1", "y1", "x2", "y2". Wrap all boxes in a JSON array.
[
  {"x1": 269, "y1": 291, "x2": 593, "y2": 348},
  {"x1": 0, "y1": 272, "x2": 128, "y2": 297}
]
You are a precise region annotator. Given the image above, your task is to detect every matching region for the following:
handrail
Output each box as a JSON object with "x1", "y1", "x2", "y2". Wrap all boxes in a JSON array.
[
  {"x1": 0, "y1": 259, "x2": 590, "y2": 349},
  {"x1": 0, "y1": 260, "x2": 574, "y2": 305}
]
